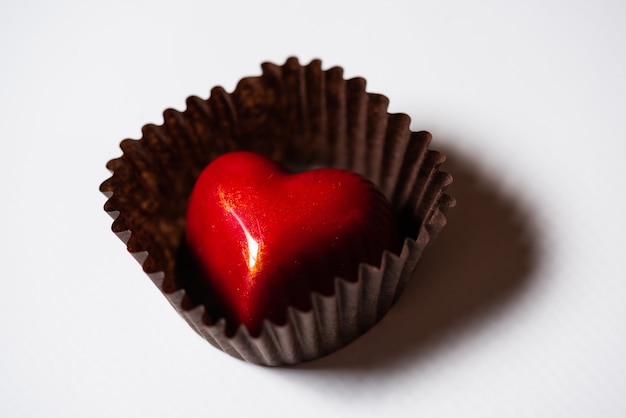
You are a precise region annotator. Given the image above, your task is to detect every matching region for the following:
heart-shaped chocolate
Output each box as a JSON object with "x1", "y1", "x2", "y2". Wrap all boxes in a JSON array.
[{"x1": 186, "y1": 151, "x2": 400, "y2": 336}]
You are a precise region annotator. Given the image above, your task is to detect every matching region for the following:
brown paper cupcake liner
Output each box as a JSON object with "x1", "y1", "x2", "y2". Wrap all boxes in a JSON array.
[{"x1": 100, "y1": 57, "x2": 455, "y2": 366}]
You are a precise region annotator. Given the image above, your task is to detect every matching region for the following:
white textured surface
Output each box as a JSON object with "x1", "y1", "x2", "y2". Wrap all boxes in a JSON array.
[{"x1": 1, "y1": 1, "x2": 625, "y2": 417}]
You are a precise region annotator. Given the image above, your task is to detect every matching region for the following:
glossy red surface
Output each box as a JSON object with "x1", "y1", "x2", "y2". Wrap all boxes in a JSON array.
[{"x1": 185, "y1": 151, "x2": 399, "y2": 336}]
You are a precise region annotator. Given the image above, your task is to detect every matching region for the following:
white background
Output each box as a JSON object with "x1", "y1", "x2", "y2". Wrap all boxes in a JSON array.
[{"x1": 2, "y1": 1, "x2": 625, "y2": 417}]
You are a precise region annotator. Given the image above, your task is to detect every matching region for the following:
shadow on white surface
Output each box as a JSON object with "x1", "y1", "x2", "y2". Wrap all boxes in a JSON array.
[{"x1": 293, "y1": 148, "x2": 543, "y2": 373}]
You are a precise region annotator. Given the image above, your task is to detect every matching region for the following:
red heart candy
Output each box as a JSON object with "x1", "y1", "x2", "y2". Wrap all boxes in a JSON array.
[{"x1": 185, "y1": 151, "x2": 399, "y2": 336}]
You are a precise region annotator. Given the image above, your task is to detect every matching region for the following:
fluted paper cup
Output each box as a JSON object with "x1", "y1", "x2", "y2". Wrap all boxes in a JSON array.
[{"x1": 100, "y1": 57, "x2": 455, "y2": 366}]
